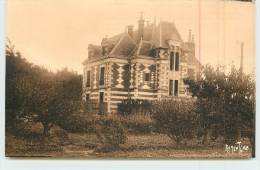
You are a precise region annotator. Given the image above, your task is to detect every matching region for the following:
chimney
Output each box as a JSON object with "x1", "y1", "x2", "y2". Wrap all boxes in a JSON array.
[
  {"x1": 127, "y1": 25, "x2": 134, "y2": 38},
  {"x1": 192, "y1": 34, "x2": 194, "y2": 43},
  {"x1": 138, "y1": 12, "x2": 145, "y2": 40}
]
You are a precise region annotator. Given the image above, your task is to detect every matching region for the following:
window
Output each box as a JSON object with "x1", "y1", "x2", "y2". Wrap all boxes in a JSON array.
[
  {"x1": 99, "y1": 67, "x2": 105, "y2": 85},
  {"x1": 175, "y1": 52, "x2": 179, "y2": 71},
  {"x1": 144, "y1": 73, "x2": 150, "y2": 82},
  {"x1": 86, "y1": 93, "x2": 90, "y2": 101},
  {"x1": 170, "y1": 52, "x2": 174, "y2": 70},
  {"x1": 174, "y1": 80, "x2": 179, "y2": 96},
  {"x1": 169, "y1": 80, "x2": 173, "y2": 96},
  {"x1": 86, "y1": 70, "x2": 90, "y2": 87},
  {"x1": 99, "y1": 92, "x2": 104, "y2": 103}
]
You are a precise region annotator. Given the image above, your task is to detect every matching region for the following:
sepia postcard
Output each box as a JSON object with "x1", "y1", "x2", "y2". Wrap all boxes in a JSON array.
[{"x1": 5, "y1": 0, "x2": 255, "y2": 159}]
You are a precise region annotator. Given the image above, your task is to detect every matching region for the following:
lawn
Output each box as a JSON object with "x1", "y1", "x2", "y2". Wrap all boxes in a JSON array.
[{"x1": 5, "y1": 131, "x2": 252, "y2": 159}]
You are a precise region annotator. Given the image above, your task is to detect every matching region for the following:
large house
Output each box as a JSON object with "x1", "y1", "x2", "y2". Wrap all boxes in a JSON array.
[{"x1": 82, "y1": 14, "x2": 201, "y2": 113}]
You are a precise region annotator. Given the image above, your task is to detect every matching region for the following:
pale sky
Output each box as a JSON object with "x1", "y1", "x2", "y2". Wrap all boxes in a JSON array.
[{"x1": 6, "y1": 0, "x2": 255, "y2": 74}]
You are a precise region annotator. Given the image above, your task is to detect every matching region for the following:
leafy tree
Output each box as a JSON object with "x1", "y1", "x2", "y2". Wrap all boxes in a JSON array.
[
  {"x1": 5, "y1": 41, "x2": 82, "y2": 137},
  {"x1": 185, "y1": 65, "x2": 255, "y2": 155},
  {"x1": 152, "y1": 99, "x2": 197, "y2": 145},
  {"x1": 5, "y1": 40, "x2": 35, "y2": 129}
]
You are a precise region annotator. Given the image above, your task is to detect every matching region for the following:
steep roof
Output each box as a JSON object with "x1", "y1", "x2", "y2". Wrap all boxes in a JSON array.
[
  {"x1": 136, "y1": 40, "x2": 153, "y2": 56},
  {"x1": 99, "y1": 21, "x2": 183, "y2": 56},
  {"x1": 151, "y1": 21, "x2": 183, "y2": 48},
  {"x1": 110, "y1": 33, "x2": 136, "y2": 56},
  {"x1": 86, "y1": 19, "x2": 186, "y2": 62}
]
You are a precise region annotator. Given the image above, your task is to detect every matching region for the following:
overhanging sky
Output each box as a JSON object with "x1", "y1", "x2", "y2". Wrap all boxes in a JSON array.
[{"x1": 6, "y1": 0, "x2": 255, "y2": 74}]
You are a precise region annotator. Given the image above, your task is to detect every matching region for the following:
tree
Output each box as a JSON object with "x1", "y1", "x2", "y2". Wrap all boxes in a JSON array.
[
  {"x1": 185, "y1": 65, "x2": 255, "y2": 154},
  {"x1": 29, "y1": 68, "x2": 82, "y2": 137},
  {"x1": 152, "y1": 99, "x2": 197, "y2": 145},
  {"x1": 5, "y1": 40, "x2": 35, "y2": 129},
  {"x1": 5, "y1": 41, "x2": 82, "y2": 137}
]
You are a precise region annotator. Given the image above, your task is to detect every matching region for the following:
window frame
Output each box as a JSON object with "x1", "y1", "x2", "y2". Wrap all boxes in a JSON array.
[
  {"x1": 144, "y1": 72, "x2": 150, "y2": 82},
  {"x1": 169, "y1": 80, "x2": 173, "y2": 96},
  {"x1": 174, "y1": 80, "x2": 179, "y2": 96},
  {"x1": 99, "y1": 66, "x2": 105, "y2": 86},
  {"x1": 99, "y1": 92, "x2": 104, "y2": 103},
  {"x1": 86, "y1": 70, "x2": 91, "y2": 87},
  {"x1": 86, "y1": 93, "x2": 90, "y2": 101},
  {"x1": 175, "y1": 52, "x2": 180, "y2": 71},
  {"x1": 170, "y1": 52, "x2": 175, "y2": 70}
]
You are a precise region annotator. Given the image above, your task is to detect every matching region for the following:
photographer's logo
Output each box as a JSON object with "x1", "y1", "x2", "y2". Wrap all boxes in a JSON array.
[{"x1": 225, "y1": 141, "x2": 249, "y2": 153}]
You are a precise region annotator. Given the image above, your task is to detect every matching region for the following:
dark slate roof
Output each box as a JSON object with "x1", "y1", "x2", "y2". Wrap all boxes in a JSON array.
[
  {"x1": 88, "y1": 44, "x2": 102, "y2": 57},
  {"x1": 99, "y1": 21, "x2": 183, "y2": 56},
  {"x1": 150, "y1": 21, "x2": 183, "y2": 48},
  {"x1": 87, "y1": 20, "x2": 187, "y2": 61},
  {"x1": 137, "y1": 40, "x2": 153, "y2": 56},
  {"x1": 110, "y1": 33, "x2": 136, "y2": 56}
]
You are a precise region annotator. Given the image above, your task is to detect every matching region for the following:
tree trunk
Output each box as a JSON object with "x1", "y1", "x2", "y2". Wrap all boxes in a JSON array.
[
  {"x1": 236, "y1": 113, "x2": 241, "y2": 141},
  {"x1": 42, "y1": 122, "x2": 50, "y2": 137},
  {"x1": 202, "y1": 129, "x2": 208, "y2": 144}
]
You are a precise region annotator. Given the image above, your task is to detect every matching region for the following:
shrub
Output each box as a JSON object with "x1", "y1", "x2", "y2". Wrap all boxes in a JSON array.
[
  {"x1": 82, "y1": 100, "x2": 95, "y2": 114},
  {"x1": 95, "y1": 116, "x2": 127, "y2": 152},
  {"x1": 118, "y1": 113, "x2": 154, "y2": 133},
  {"x1": 151, "y1": 99, "x2": 197, "y2": 144},
  {"x1": 57, "y1": 114, "x2": 95, "y2": 133},
  {"x1": 117, "y1": 99, "x2": 152, "y2": 116}
]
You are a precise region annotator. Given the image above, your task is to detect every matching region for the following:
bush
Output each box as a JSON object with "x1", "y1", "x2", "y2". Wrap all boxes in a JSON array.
[
  {"x1": 117, "y1": 99, "x2": 152, "y2": 116},
  {"x1": 118, "y1": 113, "x2": 154, "y2": 133},
  {"x1": 56, "y1": 114, "x2": 95, "y2": 133},
  {"x1": 95, "y1": 116, "x2": 127, "y2": 152},
  {"x1": 151, "y1": 99, "x2": 197, "y2": 144},
  {"x1": 82, "y1": 100, "x2": 95, "y2": 114}
]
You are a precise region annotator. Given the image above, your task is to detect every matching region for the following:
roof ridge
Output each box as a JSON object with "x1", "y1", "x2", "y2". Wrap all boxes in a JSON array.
[
  {"x1": 109, "y1": 33, "x2": 126, "y2": 55},
  {"x1": 136, "y1": 38, "x2": 143, "y2": 55}
]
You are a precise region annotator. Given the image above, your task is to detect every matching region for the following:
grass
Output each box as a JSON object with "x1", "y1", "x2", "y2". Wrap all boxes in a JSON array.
[
  {"x1": 5, "y1": 132, "x2": 252, "y2": 159},
  {"x1": 5, "y1": 114, "x2": 252, "y2": 159}
]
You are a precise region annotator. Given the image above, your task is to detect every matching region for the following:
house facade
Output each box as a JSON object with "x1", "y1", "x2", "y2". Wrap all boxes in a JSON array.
[{"x1": 82, "y1": 14, "x2": 201, "y2": 113}]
